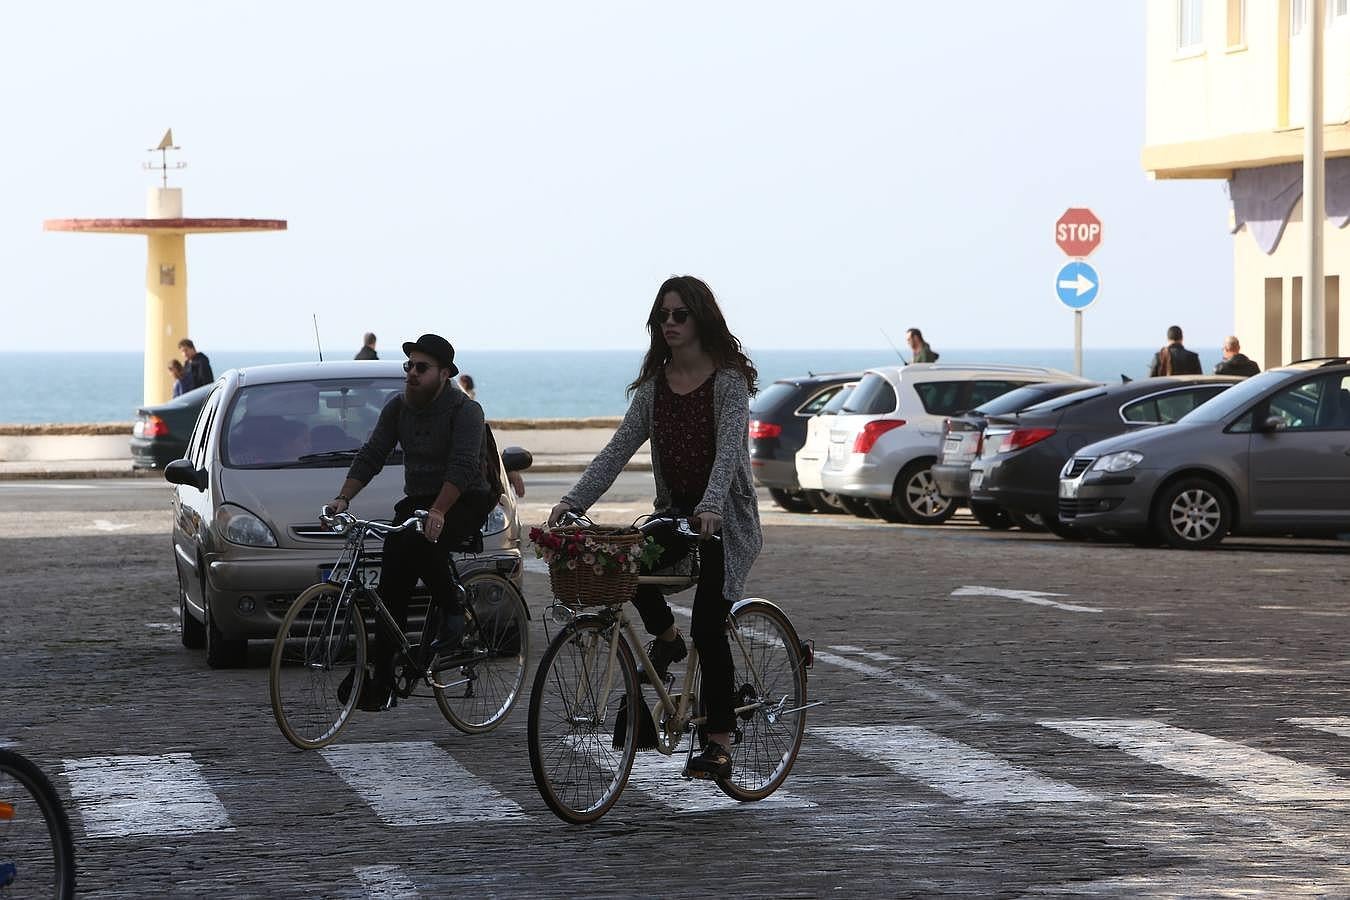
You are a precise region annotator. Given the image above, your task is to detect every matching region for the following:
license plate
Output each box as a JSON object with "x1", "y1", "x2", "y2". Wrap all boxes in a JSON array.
[
  {"x1": 942, "y1": 437, "x2": 963, "y2": 459},
  {"x1": 1058, "y1": 479, "x2": 1080, "y2": 499},
  {"x1": 969, "y1": 470, "x2": 984, "y2": 492},
  {"x1": 321, "y1": 564, "x2": 380, "y2": 588}
]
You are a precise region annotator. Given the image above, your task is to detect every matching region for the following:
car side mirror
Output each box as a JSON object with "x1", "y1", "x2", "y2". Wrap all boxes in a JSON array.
[
  {"x1": 501, "y1": 446, "x2": 533, "y2": 473},
  {"x1": 1260, "y1": 415, "x2": 1286, "y2": 433},
  {"x1": 164, "y1": 458, "x2": 207, "y2": 490}
]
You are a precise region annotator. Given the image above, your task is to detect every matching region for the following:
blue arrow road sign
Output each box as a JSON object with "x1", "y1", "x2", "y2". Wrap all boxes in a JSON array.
[{"x1": 1055, "y1": 261, "x2": 1099, "y2": 310}]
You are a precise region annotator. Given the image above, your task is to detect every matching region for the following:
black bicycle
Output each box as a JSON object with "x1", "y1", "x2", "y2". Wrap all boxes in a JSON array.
[
  {"x1": 269, "y1": 508, "x2": 530, "y2": 749},
  {"x1": 0, "y1": 748, "x2": 75, "y2": 899}
]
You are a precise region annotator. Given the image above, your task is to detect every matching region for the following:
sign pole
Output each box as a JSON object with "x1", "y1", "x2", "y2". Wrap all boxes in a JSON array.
[
  {"x1": 1074, "y1": 310, "x2": 1083, "y2": 376},
  {"x1": 1303, "y1": 0, "x2": 1326, "y2": 360}
]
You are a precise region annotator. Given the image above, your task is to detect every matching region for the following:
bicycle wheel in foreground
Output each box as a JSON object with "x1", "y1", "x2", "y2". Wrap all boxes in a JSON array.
[
  {"x1": 0, "y1": 748, "x2": 76, "y2": 900},
  {"x1": 527, "y1": 619, "x2": 640, "y2": 824},
  {"x1": 269, "y1": 582, "x2": 368, "y2": 750},
  {"x1": 717, "y1": 600, "x2": 809, "y2": 802},
  {"x1": 433, "y1": 572, "x2": 531, "y2": 735}
]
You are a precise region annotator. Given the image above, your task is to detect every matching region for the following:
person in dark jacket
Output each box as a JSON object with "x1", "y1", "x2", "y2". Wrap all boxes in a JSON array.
[
  {"x1": 177, "y1": 338, "x2": 215, "y2": 389},
  {"x1": 1148, "y1": 326, "x2": 1202, "y2": 377},
  {"x1": 327, "y1": 333, "x2": 496, "y2": 711},
  {"x1": 1213, "y1": 336, "x2": 1261, "y2": 377},
  {"x1": 167, "y1": 360, "x2": 192, "y2": 397},
  {"x1": 355, "y1": 332, "x2": 378, "y2": 360},
  {"x1": 906, "y1": 327, "x2": 939, "y2": 363}
]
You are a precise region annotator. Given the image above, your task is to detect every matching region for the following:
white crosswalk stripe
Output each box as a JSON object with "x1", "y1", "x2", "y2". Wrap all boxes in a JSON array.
[
  {"x1": 1284, "y1": 716, "x2": 1350, "y2": 739},
  {"x1": 1041, "y1": 719, "x2": 1350, "y2": 801},
  {"x1": 624, "y1": 748, "x2": 815, "y2": 812},
  {"x1": 819, "y1": 725, "x2": 1101, "y2": 803},
  {"x1": 62, "y1": 752, "x2": 234, "y2": 838},
  {"x1": 321, "y1": 741, "x2": 527, "y2": 825}
]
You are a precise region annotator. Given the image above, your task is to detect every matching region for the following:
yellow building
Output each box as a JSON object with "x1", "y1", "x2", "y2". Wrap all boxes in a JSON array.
[{"x1": 1145, "y1": 0, "x2": 1350, "y2": 367}]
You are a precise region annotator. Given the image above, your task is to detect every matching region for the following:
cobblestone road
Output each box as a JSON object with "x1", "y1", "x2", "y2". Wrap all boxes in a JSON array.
[{"x1": 2, "y1": 478, "x2": 1349, "y2": 897}]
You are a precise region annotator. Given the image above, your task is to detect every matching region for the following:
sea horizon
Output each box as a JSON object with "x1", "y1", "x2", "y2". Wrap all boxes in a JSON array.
[{"x1": 1, "y1": 347, "x2": 1181, "y2": 424}]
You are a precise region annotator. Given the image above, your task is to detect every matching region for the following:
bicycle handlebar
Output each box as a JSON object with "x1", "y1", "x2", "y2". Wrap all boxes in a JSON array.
[
  {"x1": 319, "y1": 507, "x2": 426, "y2": 536},
  {"x1": 555, "y1": 509, "x2": 720, "y2": 542}
]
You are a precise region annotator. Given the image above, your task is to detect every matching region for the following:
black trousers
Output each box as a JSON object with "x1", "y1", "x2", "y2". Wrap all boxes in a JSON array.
[
  {"x1": 630, "y1": 522, "x2": 736, "y2": 734},
  {"x1": 373, "y1": 493, "x2": 494, "y2": 675}
]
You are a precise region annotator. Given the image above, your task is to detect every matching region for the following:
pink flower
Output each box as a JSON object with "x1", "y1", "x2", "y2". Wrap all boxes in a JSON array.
[
  {"x1": 566, "y1": 559, "x2": 577, "y2": 570},
  {"x1": 582, "y1": 552, "x2": 596, "y2": 564},
  {"x1": 593, "y1": 564, "x2": 605, "y2": 575}
]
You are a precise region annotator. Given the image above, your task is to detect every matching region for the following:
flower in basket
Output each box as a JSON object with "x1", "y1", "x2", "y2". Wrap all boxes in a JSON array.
[{"x1": 528, "y1": 525, "x2": 664, "y2": 575}]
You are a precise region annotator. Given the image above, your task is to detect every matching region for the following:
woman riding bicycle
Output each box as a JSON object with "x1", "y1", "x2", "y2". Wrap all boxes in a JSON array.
[{"x1": 549, "y1": 275, "x2": 761, "y2": 780}]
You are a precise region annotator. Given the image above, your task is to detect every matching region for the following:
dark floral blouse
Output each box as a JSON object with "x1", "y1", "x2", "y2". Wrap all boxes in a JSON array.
[{"x1": 652, "y1": 370, "x2": 717, "y2": 513}]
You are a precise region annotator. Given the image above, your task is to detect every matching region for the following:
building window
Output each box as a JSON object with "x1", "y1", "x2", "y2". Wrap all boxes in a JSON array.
[
  {"x1": 1334, "y1": 0, "x2": 1349, "y2": 20},
  {"x1": 1292, "y1": 0, "x2": 1306, "y2": 35},
  {"x1": 1178, "y1": 0, "x2": 1205, "y2": 51},
  {"x1": 1227, "y1": 0, "x2": 1245, "y2": 46}
]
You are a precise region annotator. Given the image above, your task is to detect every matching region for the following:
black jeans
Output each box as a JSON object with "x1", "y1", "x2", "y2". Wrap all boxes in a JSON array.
[
  {"x1": 373, "y1": 492, "x2": 495, "y2": 679},
  {"x1": 630, "y1": 521, "x2": 735, "y2": 735}
]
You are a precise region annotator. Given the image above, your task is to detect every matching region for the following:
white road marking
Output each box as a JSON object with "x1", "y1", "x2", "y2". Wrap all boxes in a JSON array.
[
  {"x1": 321, "y1": 741, "x2": 526, "y2": 825},
  {"x1": 355, "y1": 865, "x2": 419, "y2": 899},
  {"x1": 812, "y1": 647, "x2": 991, "y2": 718},
  {"x1": 1285, "y1": 717, "x2": 1350, "y2": 739},
  {"x1": 624, "y1": 748, "x2": 815, "y2": 812},
  {"x1": 522, "y1": 557, "x2": 549, "y2": 575},
  {"x1": 0, "y1": 483, "x2": 95, "y2": 490},
  {"x1": 145, "y1": 622, "x2": 177, "y2": 631},
  {"x1": 820, "y1": 725, "x2": 1099, "y2": 803},
  {"x1": 1041, "y1": 719, "x2": 1350, "y2": 801},
  {"x1": 950, "y1": 585, "x2": 1102, "y2": 614},
  {"x1": 63, "y1": 752, "x2": 234, "y2": 837},
  {"x1": 83, "y1": 519, "x2": 134, "y2": 532}
]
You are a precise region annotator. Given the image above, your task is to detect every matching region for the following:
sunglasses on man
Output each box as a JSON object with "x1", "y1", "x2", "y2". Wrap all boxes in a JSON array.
[
  {"x1": 655, "y1": 308, "x2": 692, "y2": 325},
  {"x1": 403, "y1": 360, "x2": 437, "y2": 374}
]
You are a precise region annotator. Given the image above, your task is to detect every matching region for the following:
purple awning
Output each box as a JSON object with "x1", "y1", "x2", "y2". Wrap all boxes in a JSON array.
[{"x1": 1228, "y1": 156, "x2": 1350, "y2": 253}]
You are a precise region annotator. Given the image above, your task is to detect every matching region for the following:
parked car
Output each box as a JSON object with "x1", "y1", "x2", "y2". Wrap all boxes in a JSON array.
[
  {"x1": 969, "y1": 375, "x2": 1239, "y2": 539},
  {"x1": 131, "y1": 384, "x2": 212, "y2": 468},
  {"x1": 931, "y1": 380, "x2": 1098, "y2": 528},
  {"x1": 793, "y1": 380, "x2": 858, "y2": 513},
  {"x1": 163, "y1": 361, "x2": 532, "y2": 668},
  {"x1": 750, "y1": 372, "x2": 861, "y2": 512},
  {"x1": 820, "y1": 363, "x2": 1081, "y2": 524},
  {"x1": 1058, "y1": 359, "x2": 1350, "y2": 548}
]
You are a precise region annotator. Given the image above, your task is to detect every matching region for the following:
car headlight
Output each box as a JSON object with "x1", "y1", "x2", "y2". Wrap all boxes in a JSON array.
[
  {"x1": 214, "y1": 504, "x2": 278, "y2": 547},
  {"x1": 1091, "y1": 451, "x2": 1144, "y2": 473},
  {"x1": 480, "y1": 504, "x2": 509, "y2": 537}
]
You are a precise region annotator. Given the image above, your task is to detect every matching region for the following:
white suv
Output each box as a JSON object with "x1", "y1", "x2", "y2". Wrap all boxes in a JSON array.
[{"x1": 820, "y1": 363, "x2": 1079, "y2": 524}]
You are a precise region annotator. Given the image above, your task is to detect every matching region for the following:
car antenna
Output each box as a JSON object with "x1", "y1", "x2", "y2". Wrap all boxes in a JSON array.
[
  {"x1": 880, "y1": 328, "x2": 907, "y2": 365},
  {"x1": 312, "y1": 314, "x2": 324, "y2": 362}
]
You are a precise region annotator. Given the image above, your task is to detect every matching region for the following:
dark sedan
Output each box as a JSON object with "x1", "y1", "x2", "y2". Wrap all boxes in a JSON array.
[
  {"x1": 750, "y1": 372, "x2": 860, "y2": 512},
  {"x1": 932, "y1": 379, "x2": 1097, "y2": 526},
  {"x1": 131, "y1": 384, "x2": 213, "y2": 468},
  {"x1": 967, "y1": 376, "x2": 1239, "y2": 538}
]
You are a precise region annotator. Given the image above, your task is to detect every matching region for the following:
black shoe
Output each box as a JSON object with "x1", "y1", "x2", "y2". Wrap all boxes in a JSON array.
[
  {"x1": 685, "y1": 740, "x2": 733, "y2": 781},
  {"x1": 644, "y1": 633, "x2": 687, "y2": 685},
  {"x1": 356, "y1": 681, "x2": 397, "y2": 712}
]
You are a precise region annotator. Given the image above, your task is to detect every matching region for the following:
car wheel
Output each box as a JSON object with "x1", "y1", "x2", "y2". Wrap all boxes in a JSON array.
[
  {"x1": 892, "y1": 461, "x2": 956, "y2": 525},
  {"x1": 203, "y1": 580, "x2": 248, "y2": 669},
  {"x1": 768, "y1": 487, "x2": 815, "y2": 514},
  {"x1": 838, "y1": 495, "x2": 878, "y2": 519},
  {"x1": 805, "y1": 490, "x2": 847, "y2": 514},
  {"x1": 1153, "y1": 477, "x2": 1231, "y2": 550},
  {"x1": 1009, "y1": 511, "x2": 1046, "y2": 532},
  {"x1": 866, "y1": 499, "x2": 907, "y2": 523},
  {"x1": 969, "y1": 501, "x2": 1012, "y2": 530},
  {"x1": 1043, "y1": 512, "x2": 1091, "y2": 541},
  {"x1": 178, "y1": 567, "x2": 205, "y2": 650}
]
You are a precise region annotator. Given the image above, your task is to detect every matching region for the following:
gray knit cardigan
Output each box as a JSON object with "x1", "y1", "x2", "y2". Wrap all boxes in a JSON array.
[{"x1": 560, "y1": 367, "x2": 762, "y2": 604}]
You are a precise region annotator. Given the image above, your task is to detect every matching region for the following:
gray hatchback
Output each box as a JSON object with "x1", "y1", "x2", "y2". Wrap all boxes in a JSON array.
[{"x1": 1058, "y1": 359, "x2": 1350, "y2": 548}]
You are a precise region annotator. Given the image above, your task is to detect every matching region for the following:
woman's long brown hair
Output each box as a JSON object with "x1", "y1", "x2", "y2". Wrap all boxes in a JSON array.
[{"x1": 627, "y1": 275, "x2": 758, "y2": 395}]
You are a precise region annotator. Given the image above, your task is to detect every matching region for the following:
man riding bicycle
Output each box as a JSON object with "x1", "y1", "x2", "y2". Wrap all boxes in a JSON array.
[{"x1": 328, "y1": 333, "x2": 498, "y2": 711}]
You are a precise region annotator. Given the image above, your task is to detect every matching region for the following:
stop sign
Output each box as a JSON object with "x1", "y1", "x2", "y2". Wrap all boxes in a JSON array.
[{"x1": 1055, "y1": 208, "x2": 1102, "y2": 257}]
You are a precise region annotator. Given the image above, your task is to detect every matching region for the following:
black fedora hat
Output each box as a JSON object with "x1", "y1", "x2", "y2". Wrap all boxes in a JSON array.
[{"x1": 402, "y1": 333, "x2": 458, "y2": 376}]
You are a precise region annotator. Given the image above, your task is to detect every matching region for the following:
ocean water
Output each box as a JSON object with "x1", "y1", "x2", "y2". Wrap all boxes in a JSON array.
[{"x1": 0, "y1": 347, "x2": 1170, "y2": 424}]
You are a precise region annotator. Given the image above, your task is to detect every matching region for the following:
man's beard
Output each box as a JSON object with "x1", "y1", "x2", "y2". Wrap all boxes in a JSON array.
[{"x1": 404, "y1": 379, "x2": 440, "y2": 408}]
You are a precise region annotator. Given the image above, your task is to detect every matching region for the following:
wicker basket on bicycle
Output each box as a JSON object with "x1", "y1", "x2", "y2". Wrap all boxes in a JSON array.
[{"x1": 531, "y1": 524, "x2": 647, "y2": 606}]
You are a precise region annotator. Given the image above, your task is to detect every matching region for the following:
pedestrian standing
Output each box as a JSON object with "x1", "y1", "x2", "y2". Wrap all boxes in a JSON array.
[
  {"x1": 548, "y1": 274, "x2": 762, "y2": 781},
  {"x1": 1213, "y1": 336, "x2": 1261, "y2": 377},
  {"x1": 1148, "y1": 326, "x2": 1202, "y2": 377},
  {"x1": 168, "y1": 359, "x2": 192, "y2": 397},
  {"x1": 178, "y1": 338, "x2": 215, "y2": 390},
  {"x1": 355, "y1": 332, "x2": 378, "y2": 360},
  {"x1": 906, "y1": 328, "x2": 939, "y2": 363},
  {"x1": 457, "y1": 373, "x2": 476, "y2": 399}
]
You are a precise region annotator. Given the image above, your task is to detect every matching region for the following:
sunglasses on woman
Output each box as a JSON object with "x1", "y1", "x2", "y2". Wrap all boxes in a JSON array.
[
  {"x1": 655, "y1": 308, "x2": 691, "y2": 325},
  {"x1": 403, "y1": 360, "x2": 437, "y2": 374}
]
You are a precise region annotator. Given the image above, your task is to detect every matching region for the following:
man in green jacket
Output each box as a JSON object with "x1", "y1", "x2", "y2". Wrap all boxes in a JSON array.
[{"x1": 906, "y1": 328, "x2": 939, "y2": 364}]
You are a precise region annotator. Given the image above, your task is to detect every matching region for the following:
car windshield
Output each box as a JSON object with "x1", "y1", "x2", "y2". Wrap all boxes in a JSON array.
[
  {"x1": 842, "y1": 373, "x2": 897, "y2": 414},
  {"x1": 973, "y1": 383, "x2": 1085, "y2": 416},
  {"x1": 222, "y1": 377, "x2": 403, "y2": 468},
  {"x1": 1176, "y1": 370, "x2": 1290, "y2": 424},
  {"x1": 821, "y1": 383, "x2": 857, "y2": 414}
]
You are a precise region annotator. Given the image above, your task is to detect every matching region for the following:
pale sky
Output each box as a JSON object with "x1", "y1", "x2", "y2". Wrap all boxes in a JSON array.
[{"x1": 1, "y1": 1, "x2": 1233, "y2": 354}]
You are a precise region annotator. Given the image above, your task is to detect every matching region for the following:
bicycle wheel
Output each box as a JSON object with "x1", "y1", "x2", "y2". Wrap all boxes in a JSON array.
[
  {"x1": 527, "y1": 619, "x2": 639, "y2": 824},
  {"x1": 433, "y1": 572, "x2": 531, "y2": 734},
  {"x1": 269, "y1": 582, "x2": 368, "y2": 750},
  {"x1": 0, "y1": 748, "x2": 76, "y2": 900},
  {"x1": 717, "y1": 600, "x2": 809, "y2": 802}
]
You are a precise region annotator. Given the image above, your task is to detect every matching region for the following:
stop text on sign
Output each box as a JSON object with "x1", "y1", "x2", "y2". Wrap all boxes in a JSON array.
[{"x1": 1054, "y1": 208, "x2": 1102, "y2": 258}]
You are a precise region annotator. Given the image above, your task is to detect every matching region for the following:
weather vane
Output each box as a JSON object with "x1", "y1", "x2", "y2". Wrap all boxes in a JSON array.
[{"x1": 143, "y1": 129, "x2": 187, "y2": 188}]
